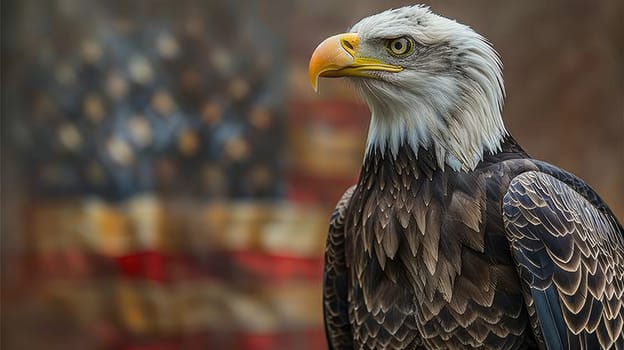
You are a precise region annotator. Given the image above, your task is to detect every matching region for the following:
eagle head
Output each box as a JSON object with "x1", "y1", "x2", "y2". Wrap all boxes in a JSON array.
[{"x1": 309, "y1": 5, "x2": 507, "y2": 171}]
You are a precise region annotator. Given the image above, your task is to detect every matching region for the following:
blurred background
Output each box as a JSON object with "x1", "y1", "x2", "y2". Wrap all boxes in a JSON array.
[{"x1": 1, "y1": 0, "x2": 622, "y2": 349}]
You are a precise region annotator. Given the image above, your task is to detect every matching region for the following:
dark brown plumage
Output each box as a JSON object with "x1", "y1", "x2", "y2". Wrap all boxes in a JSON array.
[
  {"x1": 323, "y1": 137, "x2": 624, "y2": 349},
  {"x1": 503, "y1": 167, "x2": 624, "y2": 349}
]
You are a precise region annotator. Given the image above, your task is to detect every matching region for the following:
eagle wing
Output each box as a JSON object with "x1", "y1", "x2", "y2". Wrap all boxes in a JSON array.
[
  {"x1": 502, "y1": 170, "x2": 624, "y2": 349},
  {"x1": 324, "y1": 185, "x2": 356, "y2": 350}
]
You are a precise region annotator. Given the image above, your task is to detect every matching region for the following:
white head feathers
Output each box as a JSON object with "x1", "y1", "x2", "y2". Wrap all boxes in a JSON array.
[{"x1": 349, "y1": 5, "x2": 507, "y2": 171}]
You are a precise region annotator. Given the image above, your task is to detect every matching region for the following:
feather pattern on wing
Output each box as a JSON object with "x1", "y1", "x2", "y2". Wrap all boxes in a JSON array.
[{"x1": 503, "y1": 170, "x2": 624, "y2": 350}]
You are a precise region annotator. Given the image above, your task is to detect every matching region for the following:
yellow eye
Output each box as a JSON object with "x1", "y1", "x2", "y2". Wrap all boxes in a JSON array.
[{"x1": 386, "y1": 36, "x2": 414, "y2": 57}]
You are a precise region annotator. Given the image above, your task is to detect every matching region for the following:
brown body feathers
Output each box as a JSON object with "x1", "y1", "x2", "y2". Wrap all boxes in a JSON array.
[{"x1": 323, "y1": 137, "x2": 624, "y2": 349}]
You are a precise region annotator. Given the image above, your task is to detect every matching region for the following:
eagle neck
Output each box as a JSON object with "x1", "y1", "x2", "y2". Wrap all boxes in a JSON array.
[{"x1": 363, "y1": 103, "x2": 507, "y2": 172}]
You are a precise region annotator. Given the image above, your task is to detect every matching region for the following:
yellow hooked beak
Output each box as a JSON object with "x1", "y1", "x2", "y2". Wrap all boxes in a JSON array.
[{"x1": 309, "y1": 33, "x2": 403, "y2": 92}]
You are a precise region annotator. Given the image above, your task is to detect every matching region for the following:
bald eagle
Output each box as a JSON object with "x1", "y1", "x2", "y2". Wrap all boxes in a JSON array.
[{"x1": 310, "y1": 5, "x2": 624, "y2": 350}]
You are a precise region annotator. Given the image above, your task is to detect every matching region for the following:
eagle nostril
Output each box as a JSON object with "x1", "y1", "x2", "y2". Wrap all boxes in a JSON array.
[{"x1": 342, "y1": 39, "x2": 354, "y2": 51}]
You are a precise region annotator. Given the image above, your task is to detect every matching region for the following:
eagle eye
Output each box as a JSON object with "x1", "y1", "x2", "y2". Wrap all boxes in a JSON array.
[{"x1": 386, "y1": 36, "x2": 414, "y2": 57}]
